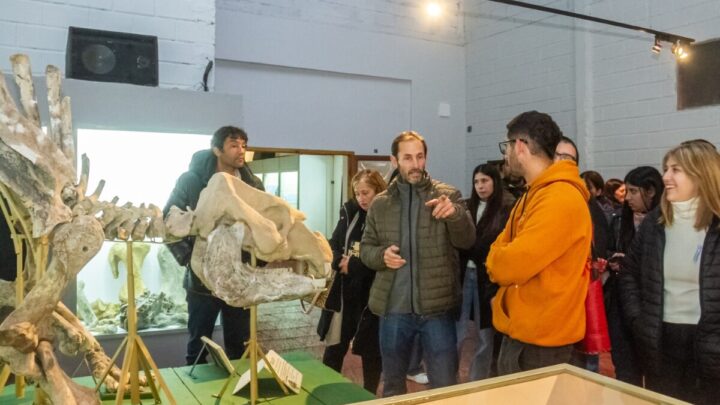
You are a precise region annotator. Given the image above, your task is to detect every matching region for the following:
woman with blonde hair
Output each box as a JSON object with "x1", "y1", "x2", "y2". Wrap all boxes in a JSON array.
[
  {"x1": 620, "y1": 139, "x2": 720, "y2": 404},
  {"x1": 317, "y1": 169, "x2": 387, "y2": 394}
]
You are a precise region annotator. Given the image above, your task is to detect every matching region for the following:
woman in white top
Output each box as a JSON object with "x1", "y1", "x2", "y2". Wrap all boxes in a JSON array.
[{"x1": 620, "y1": 139, "x2": 720, "y2": 404}]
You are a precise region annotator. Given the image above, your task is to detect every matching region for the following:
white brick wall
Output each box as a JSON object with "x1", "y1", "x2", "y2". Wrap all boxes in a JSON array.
[
  {"x1": 1, "y1": 0, "x2": 215, "y2": 89},
  {"x1": 217, "y1": 0, "x2": 465, "y2": 45},
  {"x1": 465, "y1": 0, "x2": 577, "y2": 174},
  {"x1": 587, "y1": 0, "x2": 720, "y2": 178},
  {"x1": 465, "y1": 0, "x2": 720, "y2": 181}
]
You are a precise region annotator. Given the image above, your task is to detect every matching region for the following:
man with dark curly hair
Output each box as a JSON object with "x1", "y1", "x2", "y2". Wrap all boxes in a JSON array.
[
  {"x1": 488, "y1": 111, "x2": 593, "y2": 375},
  {"x1": 164, "y1": 126, "x2": 264, "y2": 365}
]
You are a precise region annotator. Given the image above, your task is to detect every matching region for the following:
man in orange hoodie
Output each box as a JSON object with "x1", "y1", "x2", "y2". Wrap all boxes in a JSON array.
[{"x1": 487, "y1": 111, "x2": 592, "y2": 375}]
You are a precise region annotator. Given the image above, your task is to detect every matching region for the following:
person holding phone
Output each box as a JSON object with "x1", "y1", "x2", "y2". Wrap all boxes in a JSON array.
[{"x1": 317, "y1": 169, "x2": 387, "y2": 394}]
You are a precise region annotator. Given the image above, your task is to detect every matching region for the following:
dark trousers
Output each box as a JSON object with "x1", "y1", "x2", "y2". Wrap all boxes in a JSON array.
[
  {"x1": 497, "y1": 335, "x2": 574, "y2": 376},
  {"x1": 606, "y1": 275, "x2": 643, "y2": 385},
  {"x1": 323, "y1": 338, "x2": 382, "y2": 394},
  {"x1": 186, "y1": 290, "x2": 250, "y2": 365},
  {"x1": 645, "y1": 323, "x2": 720, "y2": 405}
]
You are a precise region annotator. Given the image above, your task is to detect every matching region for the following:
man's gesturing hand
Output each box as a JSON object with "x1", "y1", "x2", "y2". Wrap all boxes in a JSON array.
[
  {"x1": 425, "y1": 194, "x2": 456, "y2": 219},
  {"x1": 383, "y1": 245, "x2": 407, "y2": 269}
]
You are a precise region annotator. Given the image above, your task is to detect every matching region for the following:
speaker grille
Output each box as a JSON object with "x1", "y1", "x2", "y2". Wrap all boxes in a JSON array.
[{"x1": 66, "y1": 27, "x2": 158, "y2": 87}]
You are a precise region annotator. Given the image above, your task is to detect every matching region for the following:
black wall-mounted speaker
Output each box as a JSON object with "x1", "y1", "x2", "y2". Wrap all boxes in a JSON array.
[{"x1": 66, "y1": 27, "x2": 158, "y2": 86}]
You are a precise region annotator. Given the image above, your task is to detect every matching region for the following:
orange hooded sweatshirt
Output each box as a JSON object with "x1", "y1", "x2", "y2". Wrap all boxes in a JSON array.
[{"x1": 487, "y1": 160, "x2": 591, "y2": 347}]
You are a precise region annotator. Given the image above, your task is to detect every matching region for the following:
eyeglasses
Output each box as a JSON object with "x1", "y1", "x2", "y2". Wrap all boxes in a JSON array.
[
  {"x1": 554, "y1": 152, "x2": 578, "y2": 163},
  {"x1": 498, "y1": 138, "x2": 527, "y2": 155}
]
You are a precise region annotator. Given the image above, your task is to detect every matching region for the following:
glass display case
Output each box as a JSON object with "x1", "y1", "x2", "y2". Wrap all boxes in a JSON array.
[
  {"x1": 357, "y1": 363, "x2": 690, "y2": 405},
  {"x1": 74, "y1": 128, "x2": 210, "y2": 335},
  {"x1": 73, "y1": 130, "x2": 351, "y2": 337},
  {"x1": 76, "y1": 241, "x2": 188, "y2": 335}
]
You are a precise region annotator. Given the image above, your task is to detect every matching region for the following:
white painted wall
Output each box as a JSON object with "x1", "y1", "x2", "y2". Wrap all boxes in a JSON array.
[
  {"x1": 214, "y1": 4, "x2": 469, "y2": 191},
  {"x1": 465, "y1": 0, "x2": 720, "y2": 181},
  {"x1": 1, "y1": 0, "x2": 215, "y2": 89},
  {"x1": 215, "y1": 60, "x2": 412, "y2": 156},
  {"x1": 217, "y1": 0, "x2": 465, "y2": 45}
]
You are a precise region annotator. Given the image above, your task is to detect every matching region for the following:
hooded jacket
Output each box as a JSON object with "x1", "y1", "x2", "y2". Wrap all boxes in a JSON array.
[
  {"x1": 163, "y1": 149, "x2": 264, "y2": 294},
  {"x1": 487, "y1": 160, "x2": 592, "y2": 346}
]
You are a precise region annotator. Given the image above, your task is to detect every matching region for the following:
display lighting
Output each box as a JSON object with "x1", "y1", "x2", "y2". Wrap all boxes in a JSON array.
[
  {"x1": 488, "y1": 0, "x2": 695, "y2": 63},
  {"x1": 651, "y1": 37, "x2": 662, "y2": 54},
  {"x1": 426, "y1": 2, "x2": 442, "y2": 18},
  {"x1": 672, "y1": 40, "x2": 689, "y2": 59}
]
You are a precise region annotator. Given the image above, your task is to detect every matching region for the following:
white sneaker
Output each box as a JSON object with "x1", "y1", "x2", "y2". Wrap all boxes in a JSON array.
[{"x1": 406, "y1": 372, "x2": 429, "y2": 385}]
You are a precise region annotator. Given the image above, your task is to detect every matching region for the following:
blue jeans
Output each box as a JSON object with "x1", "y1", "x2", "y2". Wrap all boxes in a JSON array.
[
  {"x1": 380, "y1": 313, "x2": 458, "y2": 397},
  {"x1": 406, "y1": 335, "x2": 424, "y2": 375},
  {"x1": 456, "y1": 267, "x2": 495, "y2": 380}
]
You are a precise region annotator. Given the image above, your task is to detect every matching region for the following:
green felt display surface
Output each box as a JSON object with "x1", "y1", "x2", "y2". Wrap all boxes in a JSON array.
[{"x1": 1, "y1": 352, "x2": 375, "y2": 405}]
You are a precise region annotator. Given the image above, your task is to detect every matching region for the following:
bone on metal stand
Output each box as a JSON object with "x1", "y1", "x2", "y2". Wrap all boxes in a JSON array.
[
  {"x1": 213, "y1": 253, "x2": 290, "y2": 405},
  {"x1": 94, "y1": 240, "x2": 176, "y2": 405},
  {"x1": 0, "y1": 184, "x2": 49, "y2": 401}
]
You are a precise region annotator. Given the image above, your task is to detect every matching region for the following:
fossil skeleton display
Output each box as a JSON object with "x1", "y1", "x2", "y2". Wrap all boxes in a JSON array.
[
  {"x1": 108, "y1": 242, "x2": 150, "y2": 303},
  {"x1": 0, "y1": 55, "x2": 331, "y2": 404}
]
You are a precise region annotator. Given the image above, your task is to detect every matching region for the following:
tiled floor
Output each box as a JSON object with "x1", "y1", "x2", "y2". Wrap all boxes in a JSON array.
[{"x1": 339, "y1": 322, "x2": 615, "y2": 397}]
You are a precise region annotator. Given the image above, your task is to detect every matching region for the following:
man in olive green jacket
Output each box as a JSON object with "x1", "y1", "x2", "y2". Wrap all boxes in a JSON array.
[{"x1": 361, "y1": 131, "x2": 475, "y2": 396}]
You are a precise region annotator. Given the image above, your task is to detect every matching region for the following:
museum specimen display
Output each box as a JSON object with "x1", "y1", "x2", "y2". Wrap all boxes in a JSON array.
[{"x1": 0, "y1": 54, "x2": 331, "y2": 404}]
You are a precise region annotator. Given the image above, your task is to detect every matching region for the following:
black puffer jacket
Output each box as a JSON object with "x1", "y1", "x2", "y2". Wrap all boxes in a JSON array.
[
  {"x1": 0, "y1": 197, "x2": 17, "y2": 281},
  {"x1": 620, "y1": 208, "x2": 720, "y2": 378},
  {"x1": 317, "y1": 200, "x2": 379, "y2": 357},
  {"x1": 163, "y1": 149, "x2": 264, "y2": 294},
  {"x1": 459, "y1": 191, "x2": 515, "y2": 329}
]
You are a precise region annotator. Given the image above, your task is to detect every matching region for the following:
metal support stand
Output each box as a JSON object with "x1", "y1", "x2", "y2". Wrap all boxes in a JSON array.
[
  {"x1": 0, "y1": 185, "x2": 43, "y2": 400},
  {"x1": 213, "y1": 254, "x2": 289, "y2": 404},
  {"x1": 94, "y1": 240, "x2": 176, "y2": 405}
]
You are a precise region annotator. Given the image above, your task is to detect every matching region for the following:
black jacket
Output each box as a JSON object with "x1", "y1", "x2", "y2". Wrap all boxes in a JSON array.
[
  {"x1": 459, "y1": 192, "x2": 515, "y2": 329},
  {"x1": 620, "y1": 208, "x2": 720, "y2": 378},
  {"x1": 0, "y1": 198, "x2": 17, "y2": 281},
  {"x1": 163, "y1": 149, "x2": 264, "y2": 294},
  {"x1": 589, "y1": 196, "x2": 611, "y2": 261},
  {"x1": 317, "y1": 200, "x2": 379, "y2": 357}
]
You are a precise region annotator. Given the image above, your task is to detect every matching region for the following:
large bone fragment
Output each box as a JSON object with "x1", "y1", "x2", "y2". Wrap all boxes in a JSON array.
[
  {"x1": 60, "y1": 96, "x2": 74, "y2": 164},
  {"x1": 191, "y1": 172, "x2": 331, "y2": 278},
  {"x1": 202, "y1": 223, "x2": 321, "y2": 307},
  {"x1": 145, "y1": 203, "x2": 165, "y2": 239},
  {"x1": 193, "y1": 173, "x2": 291, "y2": 253},
  {"x1": 10, "y1": 54, "x2": 40, "y2": 127},
  {"x1": 164, "y1": 205, "x2": 194, "y2": 239},
  {"x1": 37, "y1": 340, "x2": 100, "y2": 405},
  {"x1": 0, "y1": 70, "x2": 76, "y2": 236},
  {"x1": 1, "y1": 216, "x2": 103, "y2": 331},
  {"x1": 46, "y1": 65, "x2": 62, "y2": 146}
]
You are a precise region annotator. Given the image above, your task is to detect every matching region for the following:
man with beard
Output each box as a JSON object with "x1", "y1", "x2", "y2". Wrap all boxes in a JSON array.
[
  {"x1": 361, "y1": 131, "x2": 475, "y2": 396},
  {"x1": 487, "y1": 111, "x2": 592, "y2": 375},
  {"x1": 164, "y1": 126, "x2": 264, "y2": 365}
]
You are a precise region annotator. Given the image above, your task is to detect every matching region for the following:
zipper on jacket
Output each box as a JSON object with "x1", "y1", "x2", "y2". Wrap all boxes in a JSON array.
[{"x1": 409, "y1": 186, "x2": 415, "y2": 314}]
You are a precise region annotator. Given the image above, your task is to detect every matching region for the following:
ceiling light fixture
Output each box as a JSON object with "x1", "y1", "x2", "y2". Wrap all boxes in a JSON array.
[
  {"x1": 651, "y1": 37, "x2": 662, "y2": 54},
  {"x1": 426, "y1": 2, "x2": 443, "y2": 18},
  {"x1": 488, "y1": 0, "x2": 695, "y2": 61},
  {"x1": 672, "y1": 40, "x2": 689, "y2": 59}
]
